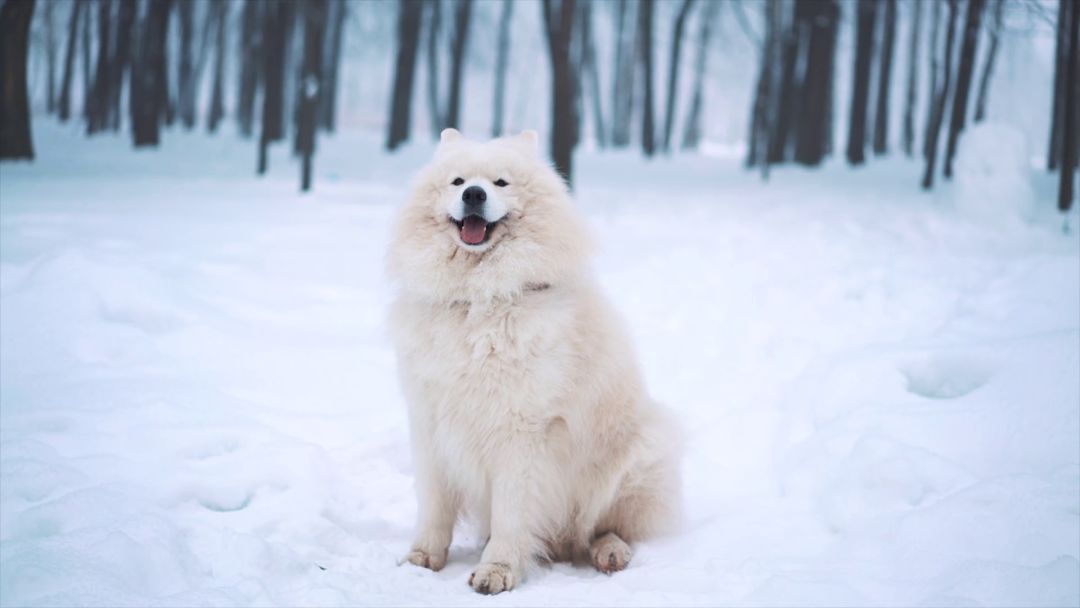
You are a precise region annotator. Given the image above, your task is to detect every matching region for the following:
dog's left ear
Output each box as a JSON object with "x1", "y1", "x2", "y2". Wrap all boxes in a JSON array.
[
  {"x1": 440, "y1": 128, "x2": 462, "y2": 144},
  {"x1": 518, "y1": 130, "x2": 539, "y2": 151}
]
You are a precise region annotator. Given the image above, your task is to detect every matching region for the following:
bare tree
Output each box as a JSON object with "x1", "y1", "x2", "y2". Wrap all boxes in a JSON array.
[
  {"x1": 386, "y1": 0, "x2": 423, "y2": 150},
  {"x1": 81, "y1": 0, "x2": 91, "y2": 123},
  {"x1": 902, "y1": 0, "x2": 923, "y2": 157},
  {"x1": 1048, "y1": 0, "x2": 1072, "y2": 171},
  {"x1": 296, "y1": 0, "x2": 329, "y2": 192},
  {"x1": 491, "y1": 0, "x2": 514, "y2": 137},
  {"x1": 424, "y1": 0, "x2": 442, "y2": 138},
  {"x1": 43, "y1": 0, "x2": 56, "y2": 114},
  {"x1": 943, "y1": 0, "x2": 985, "y2": 178},
  {"x1": 638, "y1": 0, "x2": 656, "y2": 156},
  {"x1": 258, "y1": 0, "x2": 294, "y2": 169},
  {"x1": 1058, "y1": 0, "x2": 1079, "y2": 211},
  {"x1": 207, "y1": 0, "x2": 229, "y2": 133},
  {"x1": 578, "y1": 0, "x2": 606, "y2": 147},
  {"x1": 236, "y1": 0, "x2": 262, "y2": 137},
  {"x1": 661, "y1": 0, "x2": 696, "y2": 153},
  {"x1": 610, "y1": 0, "x2": 636, "y2": 148},
  {"x1": 176, "y1": 0, "x2": 196, "y2": 129},
  {"x1": 973, "y1": 0, "x2": 1003, "y2": 122},
  {"x1": 872, "y1": 0, "x2": 897, "y2": 155},
  {"x1": 0, "y1": 0, "x2": 36, "y2": 160},
  {"x1": 86, "y1": 0, "x2": 113, "y2": 134},
  {"x1": 681, "y1": 0, "x2": 717, "y2": 150},
  {"x1": 923, "y1": 0, "x2": 942, "y2": 160},
  {"x1": 748, "y1": 0, "x2": 783, "y2": 173},
  {"x1": 318, "y1": 0, "x2": 346, "y2": 132},
  {"x1": 132, "y1": 0, "x2": 174, "y2": 147},
  {"x1": 58, "y1": 0, "x2": 84, "y2": 122},
  {"x1": 107, "y1": 0, "x2": 136, "y2": 131},
  {"x1": 846, "y1": 0, "x2": 877, "y2": 165},
  {"x1": 443, "y1": 0, "x2": 473, "y2": 130},
  {"x1": 542, "y1": 0, "x2": 577, "y2": 183},
  {"x1": 794, "y1": 0, "x2": 840, "y2": 166},
  {"x1": 922, "y1": 0, "x2": 959, "y2": 190}
]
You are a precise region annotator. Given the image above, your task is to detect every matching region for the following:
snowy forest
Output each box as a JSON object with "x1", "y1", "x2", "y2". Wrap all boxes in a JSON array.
[{"x1": 1, "y1": 1, "x2": 1079, "y2": 606}]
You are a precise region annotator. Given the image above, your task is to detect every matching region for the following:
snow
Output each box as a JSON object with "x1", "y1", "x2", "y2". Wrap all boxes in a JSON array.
[
  {"x1": 953, "y1": 123, "x2": 1036, "y2": 224},
  {"x1": 2, "y1": 122, "x2": 1079, "y2": 607}
]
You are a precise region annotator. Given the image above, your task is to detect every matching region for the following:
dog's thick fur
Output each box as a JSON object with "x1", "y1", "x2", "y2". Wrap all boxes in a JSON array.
[{"x1": 388, "y1": 129, "x2": 680, "y2": 594}]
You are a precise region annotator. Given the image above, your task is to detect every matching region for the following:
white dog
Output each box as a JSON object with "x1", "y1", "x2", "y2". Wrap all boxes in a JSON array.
[{"x1": 388, "y1": 129, "x2": 680, "y2": 594}]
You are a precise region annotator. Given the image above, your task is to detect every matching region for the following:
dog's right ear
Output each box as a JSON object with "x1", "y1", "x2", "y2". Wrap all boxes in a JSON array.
[
  {"x1": 518, "y1": 130, "x2": 539, "y2": 151},
  {"x1": 440, "y1": 128, "x2": 462, "y2": 144}
]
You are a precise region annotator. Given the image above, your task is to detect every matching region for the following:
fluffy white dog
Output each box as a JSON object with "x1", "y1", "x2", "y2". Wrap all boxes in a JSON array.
[{"x1": 388, "y1": 128, "x2": 680, "y2": 594}]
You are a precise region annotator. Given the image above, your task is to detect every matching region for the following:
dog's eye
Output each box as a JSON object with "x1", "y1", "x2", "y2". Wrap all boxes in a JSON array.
[
  {"x1": 494, "y1": 179, "x2": 509, "y2": 187},
  {"x1": 452, "y1": 177, "x2": 465, "y2": 186}
]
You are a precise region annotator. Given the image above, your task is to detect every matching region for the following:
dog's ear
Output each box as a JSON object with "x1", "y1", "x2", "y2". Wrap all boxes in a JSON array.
[
  {"x1": 440, "y1": 128, "x2": 462, "y2": 143},
  {"x1": 518, "y1": 130, "x2": 539, "y2": 151}
]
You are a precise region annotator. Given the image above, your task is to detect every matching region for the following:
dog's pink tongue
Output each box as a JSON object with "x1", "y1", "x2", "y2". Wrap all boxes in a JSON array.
[{"x1": 461, "y1": 216, "x2": 487, "y2": 245}]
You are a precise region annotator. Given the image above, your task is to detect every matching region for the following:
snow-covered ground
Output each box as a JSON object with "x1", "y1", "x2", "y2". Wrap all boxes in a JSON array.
[{"x1": 2, "y1": 122, "x2": 1078, "y2": 607}]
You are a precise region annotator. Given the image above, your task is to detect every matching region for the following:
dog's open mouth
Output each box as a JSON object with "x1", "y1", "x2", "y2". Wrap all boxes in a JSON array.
[{"x1": 452, "y1": 215, "x2": 498, "y2": 246}]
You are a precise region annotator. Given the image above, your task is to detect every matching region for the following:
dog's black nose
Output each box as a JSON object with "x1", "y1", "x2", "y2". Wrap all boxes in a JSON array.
[{"x1": 462, "y1": 185, "x2": 487, "y2": 208}]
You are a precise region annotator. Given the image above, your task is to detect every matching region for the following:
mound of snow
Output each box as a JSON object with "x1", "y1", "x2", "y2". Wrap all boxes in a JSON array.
[{"x1": 953, "y1": 123, "x2": 1035, "y2": 223}]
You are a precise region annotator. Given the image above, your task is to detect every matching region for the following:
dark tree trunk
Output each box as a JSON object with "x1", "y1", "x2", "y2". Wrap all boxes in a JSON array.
[
  {"x1": 491, "y1": 0, "x2": 513, "y2": 137},
  {"x1": 580, "y1": 0, "x2": 605, "y2": 148},
  {"x1": 44, "y1": 0, "x2": 56, "y2": 113},
  {"x1": 846, "y1": 0, "x2": 877, "y2": 165},
  {"x1": 943, "y1": 0, "x2": 985, "y2": 178},
  {"x1": 176, "y1": 0, "x2": 196, "y2": 129},
  {"x1": 0, "y1": 0, "x2": 36, "y2": 160},
  {"x1": 922, "y1": 0, "x2": 959, "y2": 190},
  {"x1": 542, "y1": 0, "x2": 577, "y2": 184},
  {"x1": 425, "y1": 0, "x2": 442, "y2": 138},
  {"x1": 81, "y1": 0, "x2": 91, "y2": 123},
  {"x1": 318, "y1": 0, "x2": 346, "y2": 132},
  {"x1": 872, "y1": 0, "x2": 896, "y2": 155},
  {"x1": 973, "y1": 0, "x2": 1002, "y2": 123},
  {"x1": 638, "y1": 0, "x2": 656, "y2": 157},
  {"x1": 107, "y1": 0, "x2": 135, "y2": 131},
  {"x1": 87, "y1": 0, "x2": 112, "y2": 134},
  {"x1": 443, "y1": 0, "x2": 472, "y2": 130},
  {"x1": 794, "y1": 0, "x2": 840, "y2": 166},
  {"x1": 386, "y1": 0, "x2": 423, "y2": 150},
  {"x1": 207, "y1": 0, "x2": 228, "y2": 133},
  {"x1": 258, "y1": 0, "x2": 293, "y2": 170},
  {"x1": 902, "y1": 0, "x2": 922, "y2": 157},
  {"x1": 296, "y1": 0, "x2": 328, "y2": 192},
  {"x1": 661, "y1": 0, "x2": 695, "y2": 153},
  {"x1": 768, "y1": 2, "x2": 804, "y2": 165},
  {"x1": 923, "y1": 0, "x2": 942, "y2": 160},
  {"x1": 58, "y1": 0, "x2": 84, "y2": 122},
  {"x1": 1059, "y1": 0, "x2": 1079, "y2": 211},
  {"x1": 748, "y1": 0, "x2": 782, "y2": 172},
  {"x1": 1048, "y1": 0, "x2": 1071, "y2": 171},
  {"x1": 236, "y1": 0, "x2": 261, "y2": 137},
  {"x1": 681, "y1": 0, "x2": 717, "y2": 150},
  {"x1": 610, "y1": 0, "x2": 636, "y2": 148},
  {"x1": 131, "y1": 0, "x2": 172, "y2": 147}
]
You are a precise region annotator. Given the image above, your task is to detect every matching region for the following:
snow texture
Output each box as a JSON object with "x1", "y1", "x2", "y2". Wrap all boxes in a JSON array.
[{"x1": 1, "y1": 123, "x2": 1079, "y2": 607}]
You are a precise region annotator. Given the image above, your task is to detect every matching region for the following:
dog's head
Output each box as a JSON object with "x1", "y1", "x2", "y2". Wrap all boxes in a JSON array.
[{"x1": 388, "y1": 129, "x2": 590, "y2": 301}]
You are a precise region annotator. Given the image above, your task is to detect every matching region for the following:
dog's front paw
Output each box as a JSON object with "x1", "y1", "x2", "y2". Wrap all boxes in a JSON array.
[
  {"x1": 468, "y1": 561, "x2": 515, "y2": 594},
  {"x1": 590, "y1": 532, "x2": 632, "y2": 574},
  {"x1": 402, "y1": 548, "x2": 447, "y2": 572}
]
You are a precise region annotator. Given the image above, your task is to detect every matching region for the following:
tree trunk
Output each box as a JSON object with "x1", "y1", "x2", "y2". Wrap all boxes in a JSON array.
[
  {"x1": 386, "y1": 0, "x2": 422, "y2": 150},
  {"x1": 973, "y1": 0, "x2": 1002, "y2": 123},
  {"x1": 768, "y1": 1, "x2": 803, "y2": 165},
  {"x1": 207, "y1": 0, "x2": 228, "y2": 133},
  {"x1": 610, "y1": 0, "x2": 636, "y2": 148},
  {"x1": 923, "y1": 0, "x2": 941, "y2": 160},
  {"x1": 87, "y1": 0, "x2": 112, "y2": 134},
  {"x1": 81, "y1": 0, "x2": 92, "y2": 123},
  {"x1": 258, "y1": 0, "x2": 292, "y2": 170},
  {"x1": 424, "y1": 0, "x2": 442, "y2": 138},
  {"x1": 318, "y1": 0, "x2": 346, "y2": 132},
  {"x1": 638, "y1": 0, "x2": 656, "y2": 157},
  {"x1": 681, "y1": 0, "x2": 717, "y2": 150},
  {"x1": 491, "y1": 0, "x2": 513, "y2": 137},
  {"x1": 44, "y1": 0, "x2": 56, "y2": 114},
  {"x1": 581, "y1": 0, "x2": 606, "y2": 148},
  {"x1": 943, "y1": 0, "x2": 985, "y2": 178},
  {"x1": 236, "y1": 0, "x2": 261, "y2": 137},
  {"x1": 1049, "y1": 0, "x2": 1071, "y2": 171},
  {"x1": 748, "y1": 0, "x2": 782, "y2": 172},
  {"x1": 872, "y1": 0, "x2": 896, "y2": 155},
  {"x1": 794, "y1": 0, "x2": 839, "y2": 166},
  {"x1": 131, "y1": 0, "x2": 173, "y2": 147},
  {"x1": 296, "y1": 0, "x2": 328, "y2": 192},
  {"x1": 846, "y1": 0, "x2": 877, "y2": 165},
  {"x1": 58, "y1": 0, "x2": 84, "y2": 122},
  {"x1": 922, "y1": 0, "x2": 959, "y2": 190},
  {"x1": 107, "y1": 0, "x2": 135, "y2": 131},
  {"x1": 176, "y1": 0, "x2": 196, "y2": 129},
  {"x1": 902, "y1": 0, "x2": 922, "y2": 157},
  {"x1": 661, "y1": 0, "x2": 695, "y2": 153},
  {"x1": 443, "y1": 0, "x2": 472, "y2": 130},
  {"x1": 542, "y1": 0, "x2": 577, "y2": 184},
  {"x1": 1058, "y1": 0, "x2": 1079, "y2": 211},
  {"x1": 0, "y1": 0, "x2": 36, "y2": 160}
]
